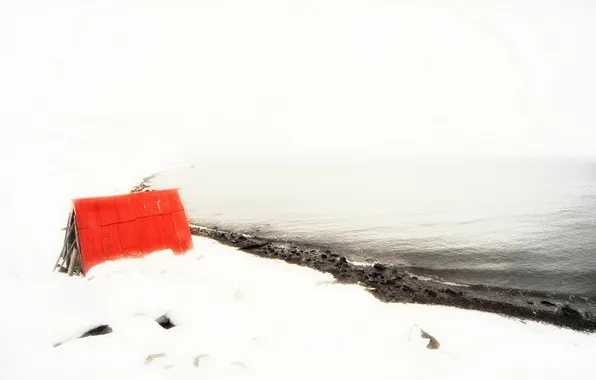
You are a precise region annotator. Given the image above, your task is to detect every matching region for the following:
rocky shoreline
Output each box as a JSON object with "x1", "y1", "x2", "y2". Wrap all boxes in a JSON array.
[
  {"x1": 190, "y1": 225, "x2": 596, "y2": 333},
  {"x1": 131, "y1": 180, "x2": 596, "y2": 332}
]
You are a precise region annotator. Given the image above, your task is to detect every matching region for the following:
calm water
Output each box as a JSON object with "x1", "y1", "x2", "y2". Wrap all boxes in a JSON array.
[{"x1": 152, "y1": 157, "x2": 596, "y2": 299}]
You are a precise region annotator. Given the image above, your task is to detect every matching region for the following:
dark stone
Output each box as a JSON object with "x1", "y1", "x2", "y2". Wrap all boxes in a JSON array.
[
  {"x1": 241, "y1": 243, "x2": 269, "y2": 251},
  {"x1": 527, "y1": 301, "x2": 534, "y2": 305},
  {"x1": 444, "y1": 289, "x2": 458, "y2": 296},
  {"x1": 561, "y1": 305, "x2": 582, "y2": 319},
  {"x1": 424, "y1": 289, "x2": 437, "y2": 297},
  {"x1": 338, "y1": 257, "x2": 347, "y2": 263},
  {"x1": 541, "y1": 300, "x2": 557, "y2": 307},
  {"x1": 321, "y1": 254, "x2": 327, "y2": 259},
  {"x1": 411, "y1": 276, "x2": 418, "y2": 280},
  {"x1": 156, "y1": 315, "x2": 176, "y2": 329},
  {"x1": 80, "y1": 325, "x2": 112, "y2": 338},
  {"x1": 373, "y1": 263, "x2": 387, "y2": 271},
  {"x1": 402, "y1": 285, "x2": 413, "y2": 292},
  {"x1": 325, "y1": 250, "x2": 331, "y2": 253},
  {"x1": 54, "y1": 324, "x2": 113, "y2": 347}
]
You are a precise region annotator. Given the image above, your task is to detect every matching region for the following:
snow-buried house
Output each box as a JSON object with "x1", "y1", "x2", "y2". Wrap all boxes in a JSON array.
[{"x1": 54, "y1": 189, "x2": 193, "y2": 275}]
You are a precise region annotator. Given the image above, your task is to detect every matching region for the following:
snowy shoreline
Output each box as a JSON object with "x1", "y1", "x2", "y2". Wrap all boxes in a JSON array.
[
  {"x1": 188, "y1": 224, "x2": 596, "y2": 332},
  {"x1": 132, "y1": 176, "x2": 596, "y2": 331},
  {"x1": 3, "y1": 176, "x2": 595, "y2": 379}
]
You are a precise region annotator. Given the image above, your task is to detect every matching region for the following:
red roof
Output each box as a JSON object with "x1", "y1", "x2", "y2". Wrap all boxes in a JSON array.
[{"x1": 73, "y1": 189, "x2": 193, "y2": 273}]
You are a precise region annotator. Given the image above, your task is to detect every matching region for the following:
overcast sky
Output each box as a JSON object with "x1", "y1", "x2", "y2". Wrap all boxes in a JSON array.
[{"x1": 1, "y1": 0, "x2": 596, "y2": 165}]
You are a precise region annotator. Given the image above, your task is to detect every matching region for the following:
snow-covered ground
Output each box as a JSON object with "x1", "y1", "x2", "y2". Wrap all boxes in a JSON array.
[
  {"x1": 0, "y1": 151, "x2": 594, "y2": 379},
  {"x1": 1, "y1": 156, "x2": 595, "y2": 379},
  {"x1": 2, "y1": 1, "x2": 596, "y2": 379},
  {"x1": 2, "y1": 229, "x2": 596, "y2": 379}
]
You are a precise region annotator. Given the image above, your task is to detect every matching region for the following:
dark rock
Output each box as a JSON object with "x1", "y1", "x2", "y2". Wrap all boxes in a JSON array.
[
  {"x1": 54, "y1": 324, "x2": 113, "y2": 347},
  {"x1": 156, "y1": 315, "x2": 176, "y2": 329},
  {"x1": 541, "y1": 300, "x2": 557, "y2": 307},
  {"x1": 424, "y1": 289, "x2": 437, "y2": 298},
  {"x1": 241, "y1": 243, "x2": 269, "y2": 251},
  {"x1": 321, "y1": 254, "x2": 327, "y2": 259},
  {"x1": 325, "y1": 250, "x2": 331, "y2": 254},
  {"x1": 80, "y1": 325, "x2": 113, "y2": 338},
  {"x1": 373, "y1": 263, "x2": 387, "y2": 271},
  {"x1": 338, "y1": 256, "x2": 347, "y2": 263},
  {"x1": 402, "y1": 285, "x2": 413, "y2": 292},
  {"x1": 527, "y1": 301, "x2": 534, "y2": 305},
  {"x1": 411, "y1": 276, "x2": 418, "y2": 280},
  {"x1": 444, "y1": 289, "x2": 458, "y2": 296},
  {"x1": 561, "y1": 305, "x2": 581, "y2": 319}
]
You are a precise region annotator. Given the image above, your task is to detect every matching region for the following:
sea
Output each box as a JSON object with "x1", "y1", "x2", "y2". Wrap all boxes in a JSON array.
[{"x1": 151, "y1": 157, "x2": 596, "y2": 300}]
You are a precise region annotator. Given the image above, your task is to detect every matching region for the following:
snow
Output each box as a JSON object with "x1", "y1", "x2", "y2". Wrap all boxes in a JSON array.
[
  {"x1": 2, "y1": 232, "x2": 596, "y2": 379},
  {"x1": 1, "y1": 1, "x2": 595, "y2": 379}
]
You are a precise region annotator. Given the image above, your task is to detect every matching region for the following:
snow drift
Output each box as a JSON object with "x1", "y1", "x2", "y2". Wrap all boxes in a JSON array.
[
  {"x1": 2, "y1": 233, "x2": 596, "y2": 380},
  {"x1": 1, "y1": 1, "x2": 595, "y2": 379}
]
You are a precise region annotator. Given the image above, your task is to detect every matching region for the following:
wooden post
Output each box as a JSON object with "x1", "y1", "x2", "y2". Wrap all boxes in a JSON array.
[
  {"x1": 73, "y1": 218, "x2": 82, "y2": 275},
  {"x1": 53, "y1": 209, "x2": 85, "y2": 276},
  {"x1": 73, "y1": 239, "x2": 83, "y2": 276},
  {"x1": 54, "y1": 212, "x2": 74, "y2": 271},
  {"x1": 67, "y1": 246, "x2": 77, "y2": 276}
]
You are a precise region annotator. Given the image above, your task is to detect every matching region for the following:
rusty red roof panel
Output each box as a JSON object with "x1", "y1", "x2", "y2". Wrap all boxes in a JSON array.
[
  {"x1": 73, "y1": 189, "x2": 193, "y2": 274},
  {"x1": 113, "y1": 195, "x2": 136, "y2": 223},
  {"x1": 74, "y1": 198, "x2": 99, "y2": 229},
  {"x1": 117, "y1": 220, "x2": 139, "y2": 255},
  {"x1": 97, "y1": 198, "x2": 120, "y2": 226}
]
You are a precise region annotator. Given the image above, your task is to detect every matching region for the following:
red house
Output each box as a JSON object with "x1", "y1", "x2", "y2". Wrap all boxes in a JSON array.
[{"x1": 54, "y1": 189, "x2": 193, "y2": 275}]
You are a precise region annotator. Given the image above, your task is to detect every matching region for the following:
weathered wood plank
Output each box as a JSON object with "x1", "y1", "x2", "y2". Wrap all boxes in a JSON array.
[
  {"x1": 67, "y1": 246, "x2": 77, "y2": 276},
  {"x1": 73, "y1": 219, "x2": 82, "y2": 274},
  {"x1": 54, "y1": 212, "x2": 74, "y2": 271}
]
